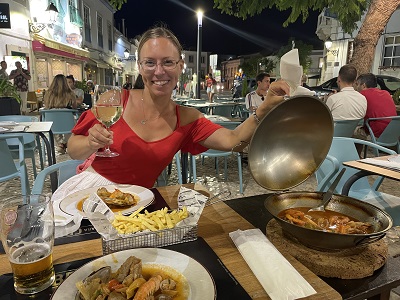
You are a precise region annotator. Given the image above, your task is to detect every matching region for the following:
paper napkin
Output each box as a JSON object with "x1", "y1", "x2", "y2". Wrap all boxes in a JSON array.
[
  {"x1": 359, "y1": 155, "x2": 400, "y2": 171},
  {"x1": 230, "y1": 229, "x2": 316, "y2": 300},
  {"x1": 280, "y1": 49, "x2": 315, "y2": 97}
]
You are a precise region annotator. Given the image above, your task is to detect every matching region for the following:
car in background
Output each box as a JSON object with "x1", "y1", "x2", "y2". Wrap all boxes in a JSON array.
[{"x1": 309, "y1": 75, "x2": 400, "y2": 97}]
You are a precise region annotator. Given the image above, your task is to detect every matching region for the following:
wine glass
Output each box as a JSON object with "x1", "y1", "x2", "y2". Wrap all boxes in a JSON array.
[{"x1": 92, "y1": 85, "x2": 123, "y2": 157}]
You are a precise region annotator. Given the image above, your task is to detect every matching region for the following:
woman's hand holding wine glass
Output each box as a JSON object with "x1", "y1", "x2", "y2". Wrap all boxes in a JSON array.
[{"x1": 92, "y1": 85, "x2": 123, "y2": 157}]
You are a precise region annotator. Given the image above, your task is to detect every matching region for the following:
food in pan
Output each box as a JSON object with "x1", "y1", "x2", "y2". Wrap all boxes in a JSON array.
[
  {"x1": 76, "y1": 255, "x2": 189, "y2": 300},
  {"x1": 278, "y1": 207, "x2": 373, "y2": 234},
  {"x1": 97, "y1": 187, "x2": 140, "y2": 207},
  {"x1": 112, "y1": 207, "x2": 189, "y2": 234}
]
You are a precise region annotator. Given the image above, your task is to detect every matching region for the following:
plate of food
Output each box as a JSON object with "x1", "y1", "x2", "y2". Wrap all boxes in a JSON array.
[
  {"x1": 59, "y1": 184, "x2": 155, "y2": 217},
  {"x1": 51, "y1": 248, "x2": 216, "y2": 300}
]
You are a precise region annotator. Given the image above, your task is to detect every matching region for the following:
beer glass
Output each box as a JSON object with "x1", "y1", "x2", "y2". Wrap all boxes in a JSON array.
[{"x1": 0, "y1": 195, "x2": 55, "y2": 294}]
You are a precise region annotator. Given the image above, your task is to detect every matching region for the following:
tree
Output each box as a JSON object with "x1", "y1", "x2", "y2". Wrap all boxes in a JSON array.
[
  {"x1": 277, "y1": 39, "x2": 313, "y2": 73},
  {"x1": 212, "y1": 0, "x2": 400, "y2": 75},
  {"x1": 239, "y1": 56, "x2": 276, "y2": 78},
  {"x1": 109, "y1": 0, "x2": 400, "y2": 75}
]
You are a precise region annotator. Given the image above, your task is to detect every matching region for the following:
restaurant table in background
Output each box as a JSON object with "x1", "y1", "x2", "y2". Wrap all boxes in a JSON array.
[
  {"x1": 342, "y1": 155, "x2": 400, "y2": 195},
  {"x1": 0, "y1": 184, "x2": 342, "y2": 300},
  {"x1": 0, "y1": 121, "x2": 57, "y2": 191}
]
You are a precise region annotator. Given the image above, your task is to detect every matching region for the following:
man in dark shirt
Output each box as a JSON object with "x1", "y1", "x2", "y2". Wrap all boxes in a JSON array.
[{"x1": 9, "y1": 61, "x2": 31, "y2": 114}]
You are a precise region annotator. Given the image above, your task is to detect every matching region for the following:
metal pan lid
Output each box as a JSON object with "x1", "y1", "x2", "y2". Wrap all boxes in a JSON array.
[{"x1": 248, "y1": 95, "x2": 333, "y2": 191}]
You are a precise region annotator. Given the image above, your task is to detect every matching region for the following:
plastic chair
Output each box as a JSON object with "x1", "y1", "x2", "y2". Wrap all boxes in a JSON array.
[
  {"x1": 333, "y1": 118, "x2": 363, "y2": 137},
  {"x1": 365, "y1": 116, "x2": 400, "y2": 155},
  {"x1": 39, "y1": 109, "x2": 79, "y2": 135},
  {"x1": 156, "y1": 153, "x2": 182, "y2": 186},
  {"x1": 315, "y1": 137, "x2": 400, "y2": 224},
  {"x1": 211, "y1": 104, "x2": 236, "y2": 118},
  {"x1": 191, "y1": 121, "x2": 244, "y2": 193},
  {"x1": 0, "y1": 115, "x2": 44, "y2": 178},
  {"x1": 0, "y1": 134, "x2": 30, "y2": 196},
  {"x1": 31, "y1": 160, "x2": 84, "y2": 194}
]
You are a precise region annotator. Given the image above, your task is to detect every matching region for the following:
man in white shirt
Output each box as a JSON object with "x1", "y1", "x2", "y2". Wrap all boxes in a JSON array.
[
  {"x1": 325, "y1": 65, "x2": 367, "y2": 120},
  {"x1": 245, "y1": 73, "x2": 271, "y2": 112},
  {"x1": 66, "y1": 75, "x2": 84, "y2": 106}
]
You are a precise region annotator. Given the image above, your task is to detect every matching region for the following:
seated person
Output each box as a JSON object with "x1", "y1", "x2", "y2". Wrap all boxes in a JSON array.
[
  {"x1": 66, "y1": 75, "x2": 84, "y2": 106},
  {"x1": 353, "y1": 73, "x2": 397, "y2": 140},
  {"x1": 245, "y1": 73, "x2": 271, "y2": 113},
  {"x1": 44, "y1": 74, "x2": 77, "y2": 154},
  {"x1": 51, "y1": 26, "x2": 289, "y2": 201},
  {"x1": 325, "y1": 64, "x2": 367, "y2": 120}
]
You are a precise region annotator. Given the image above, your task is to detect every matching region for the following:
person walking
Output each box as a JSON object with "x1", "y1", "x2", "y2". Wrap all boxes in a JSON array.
[
  {"x1": 206, "y1": 73, "x2": 216, "y2": 102},
  {"x1": 0, "y1": 61, "x2": 8, "y2": 80},
  {"x1": 9, "y1": 61, "x2": 31, "y2": 114},
  {"x1": 245, "y1": 73, "x2": 271, "y2": 112}
]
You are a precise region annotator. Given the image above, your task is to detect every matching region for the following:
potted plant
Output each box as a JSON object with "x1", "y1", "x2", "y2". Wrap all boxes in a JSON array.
[
  {"x1": 0, "y1": 78, "x2": 21, "y2": 115},
  {"x1": 0, "y1": 78, "x2": 21, "y2": 103}
]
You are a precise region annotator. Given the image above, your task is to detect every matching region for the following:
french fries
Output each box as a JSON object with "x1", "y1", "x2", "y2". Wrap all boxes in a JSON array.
[{"x1": 112, "y1": 206, "x2": 189, "y2": 234}]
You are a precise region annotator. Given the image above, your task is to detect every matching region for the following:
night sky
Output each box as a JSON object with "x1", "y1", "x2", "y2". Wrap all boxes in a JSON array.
[{"x1": 114, "y1": 0, "x2": 323, "y2": 56}]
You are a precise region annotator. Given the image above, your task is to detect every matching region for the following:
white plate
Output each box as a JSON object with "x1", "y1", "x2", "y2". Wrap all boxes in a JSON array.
[
  {"x1": 51, "y1": 248, "x2": 216, "y2": 300},
  {"x1": 59, "y1": 184, "x2": 155, "y2": 217}
]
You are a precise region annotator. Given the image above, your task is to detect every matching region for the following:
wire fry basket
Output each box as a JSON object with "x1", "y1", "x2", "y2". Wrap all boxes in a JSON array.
[{"x1": 102, "y1": 224, "x2": 198, "y2": 255}]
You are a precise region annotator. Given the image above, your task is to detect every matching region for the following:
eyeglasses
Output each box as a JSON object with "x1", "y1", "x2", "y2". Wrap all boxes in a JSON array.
[{"x1": 139, "y1": 59, "x2": 180, "y2": 72}]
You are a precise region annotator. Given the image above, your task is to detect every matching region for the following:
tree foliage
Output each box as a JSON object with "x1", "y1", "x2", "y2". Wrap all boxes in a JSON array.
[
  {"x1": 277, "y1": 39, "x2": 313, "y2": 73},
  {"x1": 239, "y1": 56, "x2": 276, "y2": 78},
  {"x1": 213, "y1": 0, "x2": 370, "y2": 34}
]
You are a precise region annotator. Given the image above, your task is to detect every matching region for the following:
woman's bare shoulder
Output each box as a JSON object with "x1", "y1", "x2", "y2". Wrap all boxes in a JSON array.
[{"x1": 178, "y1": 105, "x2": 204, "y2": 126}]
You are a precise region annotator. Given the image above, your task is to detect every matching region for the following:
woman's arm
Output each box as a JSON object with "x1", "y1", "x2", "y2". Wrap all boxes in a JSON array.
[
  {"x1": 201, "y1": 80, "x2": 290, "y2": 151},
  {"x1": 67, "y1": 124, "x2": 113, "y2": 159}
]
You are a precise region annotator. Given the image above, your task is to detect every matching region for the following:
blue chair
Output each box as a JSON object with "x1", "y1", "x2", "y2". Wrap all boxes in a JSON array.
[
  {"x1": 191, "y1": 121, "x2": 244, "y2": 193},
  {"x1": 0, "y1": 115, "x2": 45, "y2": 178},
  {"x1": 315, "y1": 137, "x2": 400, "y2": 224},
  {"x1": 333, "y1": 118, "x2": 363, "y2": 137},
  {"x1": 156, "y1": 153, "x2": 182, "y2": 186},
  {"x1": 211, "y1": 104, "x2": 236, "y2": 119},
  {"x1": 39, "y1": 109, "x2": 79, "y2": 135},
  {"x1": 0, "y1": 134, "x2": 30, "y2": 196},
  {"x1": 31, "y1": 160, "x2": 84, "y2": 194},
  {"x1": 365, "y1": 116, "x2": 400, "y2": 155}
]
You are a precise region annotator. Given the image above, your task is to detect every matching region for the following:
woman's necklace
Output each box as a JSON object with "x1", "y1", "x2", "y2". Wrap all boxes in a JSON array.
[{"x1": 140, "y1": 97, "x2": 162, "y2": 125}]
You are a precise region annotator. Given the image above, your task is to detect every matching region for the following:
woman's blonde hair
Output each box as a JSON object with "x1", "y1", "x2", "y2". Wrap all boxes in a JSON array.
[
  {"x1": 137, "y1": 26, "x2": 183, "y2": 61},
  {"x1": 44, "y1": 74, "x2": 76, "y2": 108}
]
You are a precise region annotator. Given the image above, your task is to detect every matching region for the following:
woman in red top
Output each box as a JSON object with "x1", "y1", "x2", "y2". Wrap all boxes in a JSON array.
[{"x1": 67, "y1": 26, "x2": 289, "y2": 188}]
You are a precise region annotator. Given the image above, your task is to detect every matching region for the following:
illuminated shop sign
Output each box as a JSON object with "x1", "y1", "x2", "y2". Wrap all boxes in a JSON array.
[{"x1": 0, "y1": 3, "x2": 11, "y2": 29}]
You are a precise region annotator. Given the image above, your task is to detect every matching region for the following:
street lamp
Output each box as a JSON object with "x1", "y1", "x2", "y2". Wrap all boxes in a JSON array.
[
  {"x1": 28, "y1": 2, "x2": 59, "y2": 34},
  {"x1": 324, "y1": 37, "x2": 339, "y2": 56},
  {"x1": 196, "y1": 10, "x2": 203, "y2": 99}
]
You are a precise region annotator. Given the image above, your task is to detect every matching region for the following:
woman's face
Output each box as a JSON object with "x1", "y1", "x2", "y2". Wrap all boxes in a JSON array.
[{"x1": 139, "y1": 37, "x2": 183, "y2": 96}]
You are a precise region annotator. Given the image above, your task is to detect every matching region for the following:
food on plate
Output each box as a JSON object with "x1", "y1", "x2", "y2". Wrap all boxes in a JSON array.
[
  {"x1": 76, "y1": 255, "x2": 189, "y2": 300},
  {"x1": 97, "y1": 187, "x2": 140, "y2": 207},
  {"x1": 112, "y1": 207, "x2": 189, "y2": 234},
  {"x1": 278, "y1": 207, "x2": 373, "y2": 234}
]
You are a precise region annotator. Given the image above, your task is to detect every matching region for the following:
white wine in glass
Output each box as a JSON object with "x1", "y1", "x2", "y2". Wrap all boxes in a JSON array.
[{"x1": 92, "y1": 85, "x2": 123, "y2": 157}]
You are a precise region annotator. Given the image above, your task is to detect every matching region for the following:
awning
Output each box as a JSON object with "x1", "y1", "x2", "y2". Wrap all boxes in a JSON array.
[
  {"x1": 88, "y1": 58, "x2": 112, "y2": 69},
  {"x1": 32, "y1": 35, "x2": 89, "y2": 62}
]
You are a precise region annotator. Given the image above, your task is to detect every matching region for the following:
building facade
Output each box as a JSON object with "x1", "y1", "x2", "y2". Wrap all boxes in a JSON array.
[{"x1": 316, "y1": 7, "x2": 400, "y2": 82}]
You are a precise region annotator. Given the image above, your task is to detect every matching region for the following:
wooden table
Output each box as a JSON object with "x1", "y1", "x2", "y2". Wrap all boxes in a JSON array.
[
  {"x1": 0, "y1": 184, "x2": 341, "y2": 299},
  {"x1": 342, "y1": 155, "x2": 400, "y2": 195}
]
